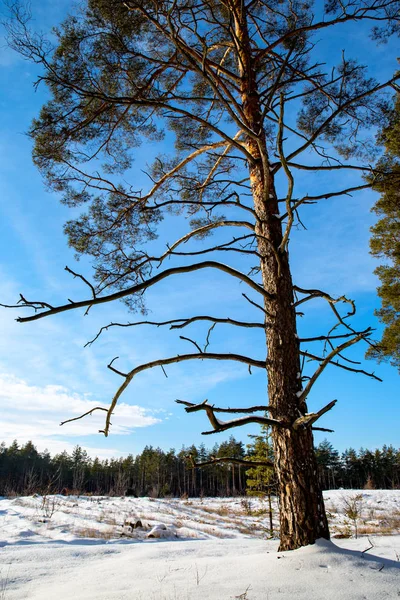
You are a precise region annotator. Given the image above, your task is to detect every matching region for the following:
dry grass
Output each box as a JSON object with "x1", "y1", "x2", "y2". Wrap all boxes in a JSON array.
[
  {"x1": 174, "y1": 520, "x2": 184, "y2": 529},
  {"x1": 237, "y1": 524, "x2": 258, "y2": 536},
  {"x1": 331, "y1": 505, "x2": 400, "y2": 538},
  {"x1": 98, "y1": 511, "x2": 119, "y2": 526},
  {"x1": 199, "y1": 505, "x2": 230, "y2": 517},
  {"x1": 386, "y1": 512, "x2": 400, "y2": 530},
  {"x1": 201, "y1": 526, "x2": 229, "y2": 538},
  {"x1": 74, "y1": 526, "x2": 116, "y2": 540}
]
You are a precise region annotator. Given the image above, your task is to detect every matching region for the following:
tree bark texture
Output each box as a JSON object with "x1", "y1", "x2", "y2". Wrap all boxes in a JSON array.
[{"x1": 232, "y1": 0, "x2": 329, "y2": 551}]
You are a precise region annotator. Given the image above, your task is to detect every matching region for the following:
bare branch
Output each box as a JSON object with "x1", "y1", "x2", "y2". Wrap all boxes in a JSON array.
[
  {"x1": 179, "y1": 335, "x2": 203, "y2": 353},
  {"x1": 294, "y1": 285, "x2": 356, "y2": 330},
  {"x1": 14, "y1": 261, "x2": 273, "y2": 323},
  {"x1": 203, "y1": 322, "x2": 216, "y2": 353},
  {"x1": 277, "y1": 93, "x2": 294, "y2": 252},
  {"x1": 186, "y1": 454, "x2": 274, "y2": 469},
  {"x1": 287, "y1": 76, "x2": 400, "y2": 163},
  {"x1": 101, "y1": 353, "x2": 267, "y2": 436},
  {"x1": 107, "y1": 356, "x2": 128, "y2": 377},
  {"x1": 64, "y1": 266, "x2": 96, "y2": 299},
  {"x1": 292, "y1": 400, "x2": 337, "y2": 430},
  {"x1": 301, "y1": 350, "x2": 382, "y2": 382},
  {"x1": 299, "y1": 330, "x2": 370, "y2": 343},
  {"x1": 176, "y1": 399, "x2": 272, "y2": 414},
  {"x1": 60, "y1": 406, "x2": 108, "y2": 427},
  {"x1": 280, "y1": 183, "x2": 371, "y2": 219},
  {"x1": 85, "y1": 315, "x2": 266, "y2": 347},
  {"x1": 175, "y1": 399, "x2": 285, "y2": 435},
  {"x1": 0, "y1": 293, "x2": 54, "y2": 312},
  {"x1": 242, "y1": 293, "x2": 269, "y2": 315},
  {"x1": 163, "y1": 220, "x2": 255, "y2": 257},
  {"x1": 299, "y1": 330, "x2": 379, "y2": 402}
]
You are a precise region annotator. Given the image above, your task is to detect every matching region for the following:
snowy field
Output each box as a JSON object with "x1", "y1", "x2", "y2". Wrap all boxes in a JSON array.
[{"x1": 0, "y1": 490, "x2": 399, "y2": 599}]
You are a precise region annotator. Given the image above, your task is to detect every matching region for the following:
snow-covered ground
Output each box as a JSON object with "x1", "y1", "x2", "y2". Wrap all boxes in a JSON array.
[{"x1": 0, "y1": 490, "x2": 399, "y2": 599}]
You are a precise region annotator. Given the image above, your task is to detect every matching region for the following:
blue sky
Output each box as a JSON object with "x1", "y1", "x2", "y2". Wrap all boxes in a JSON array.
[{"x1": 0, "y1": 2, "x2": 399, "y2": 460}]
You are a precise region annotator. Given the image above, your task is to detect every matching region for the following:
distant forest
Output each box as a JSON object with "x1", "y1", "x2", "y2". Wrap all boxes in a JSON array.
[{"x1": 0, "y1": 438, "x2": 399, "y2": 497}]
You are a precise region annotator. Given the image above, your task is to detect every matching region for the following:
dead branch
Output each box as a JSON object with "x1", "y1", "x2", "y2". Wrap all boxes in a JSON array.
[
  {"x1": 299, "y1": 331, "x2": 379, "y2": 403},
  {"x1": 0, "y1": 293, "x2": 54, "y2": 312},
  {"x1": 85, "y1": 316, "x2": 265, "y2": 347},
  {"x1": 60, "y1": 406, "x2": 108, "y2": 427},
  {"x1": 299, "y1": 330, "x2": 371, "y2": 343},
  {"x1": 280, "y1": 183, "x2": 372, "y2": 219},
  {"x1": 64, "y1": 266, "x2": 96, "y2": 299},
  {"x1": 292, "y1": 399, "x2": 337, "y2": 430},
  {"x1": 13, "y1": 261, "x2": 273, "y2": 323},
  {"x1": 165, "y1": 220, "x2": 255, "y2": 256},
  {"x1": 107, "y1": 356, "x2": 128, "y2": 377},
  {"x1": 294, "y1": 285, "x2": 356, "y2": 336},
  {"x1": 179, "y1": 335, "x2": 203, "y2": 353},
  {"x1": 176, "y1": 399, "x2": 272, "y2": 414},
  {"x1": 301, "y1": 350, "x2": 382, "y2": 381},
  {"x1": 175, "y1": 399, "x2": 285, "y2": 435},
  {"x1": 100, "y1": 353, "x2": 267, "y2": 436},
  {"x1": 277, "y1": 93, "x2": 294, "y2": 252},
  {"x1": 186, "y1": 454, "x2": 274, "y2": 469},
  {"x1": 242, "y1": 293, "x2": 269, "y2": 315}
]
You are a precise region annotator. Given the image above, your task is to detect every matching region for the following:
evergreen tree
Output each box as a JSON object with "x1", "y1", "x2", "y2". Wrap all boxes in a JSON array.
[
  {"x1": 315, "y1": 440, "x2": 341, "y2": 490},
  {"x1": 246, "y1": 427, "x2": 275, "y2": 535},
  {"x1": 367, "y1": 81, "x2": 400, "y2": 370},
  {"x1": 246, "y1": 428, "x2": 274, "y2": 497},
  {"x1": 4, "y1": 0, "x2": 400, "y2": 550}
]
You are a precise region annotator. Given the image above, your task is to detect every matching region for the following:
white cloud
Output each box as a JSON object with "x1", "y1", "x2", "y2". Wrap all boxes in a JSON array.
[{"x1": 0, "y1": 372, "x2": 162, "y2": 446}]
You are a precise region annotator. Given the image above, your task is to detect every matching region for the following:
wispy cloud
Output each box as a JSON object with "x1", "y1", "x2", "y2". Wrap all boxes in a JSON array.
[{"x1": 0, "y1": 373, "x2": 162, "y2": 454}]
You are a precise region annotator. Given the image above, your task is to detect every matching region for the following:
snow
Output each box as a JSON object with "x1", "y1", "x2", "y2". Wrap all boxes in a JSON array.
[{"x1": 0, "y1": 490, "x2": 399, "y2": 599}]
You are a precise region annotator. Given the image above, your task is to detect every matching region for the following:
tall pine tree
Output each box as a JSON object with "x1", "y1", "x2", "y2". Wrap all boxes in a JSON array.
[{"x1": 3, "y1": 1, "x2": 400, "y2": 550}]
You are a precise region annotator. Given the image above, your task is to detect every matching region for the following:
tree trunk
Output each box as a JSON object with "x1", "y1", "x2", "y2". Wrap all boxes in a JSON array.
[{"x1": 233, "y1": 0, "x2": 329, "y2": 551}]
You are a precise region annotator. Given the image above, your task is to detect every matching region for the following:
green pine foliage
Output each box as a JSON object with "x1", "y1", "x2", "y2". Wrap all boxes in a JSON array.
[
  {"x1": 245, "y1": 427, "x2": 275, "y2": 497},
  {"x1": 368, "y1": 81, "x2": 400, "y2": 370}
]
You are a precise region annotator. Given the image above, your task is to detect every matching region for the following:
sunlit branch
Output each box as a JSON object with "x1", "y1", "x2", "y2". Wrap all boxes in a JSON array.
[
  {"x1": 292, "y1": 400, "x2": 337, "y2": 431},
  {"x1": 294, "y1": 284, "x2": 358, "y2": 339},
  {"x1": 277, "y1": 93, "x2": 294, "y2": 252},
  {"x1": 85, "y1": 315, "x2": 266, "y2": 347},
  {"x1": 280, "y1": 183, "x2": 372, "y2": 219},
  {"x1": 176, "y1": 399, "x2": 272, "y2": 414},
  {"x1": 12, "y1": 260, "x2": 273, "y2": 323},
  {"x1": 301, "y1": 349, "x2": 382, "y2": 382},
  {"x1": 299, "y1": 330, "x2": 380, "y2": 403},
  {"x1": 60, "y1": 406, "x2": 108, "y2": 427},
  {"x1": 199, "y1": 131, "x2": 244, "y2": 202},
  {"x1": 141, "y1": 140, "x2": 230, "y2": 203},
  {"x1": 175, "y1": 399, "x2": 285, "y2": 435},
  {"x1": 100, "y1": 353, "x2": 268, "y2": 436}
]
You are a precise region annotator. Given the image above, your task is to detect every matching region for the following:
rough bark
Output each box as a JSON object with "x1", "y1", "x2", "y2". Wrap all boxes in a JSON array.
[{"x1": 233, "y1": 0, "x2": 329, "y2": 551}]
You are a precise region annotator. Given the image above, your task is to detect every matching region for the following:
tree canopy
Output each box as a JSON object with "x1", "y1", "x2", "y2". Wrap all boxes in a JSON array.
[{"x1": 367, "y1": 83, "x2": 400, "y2": 371}]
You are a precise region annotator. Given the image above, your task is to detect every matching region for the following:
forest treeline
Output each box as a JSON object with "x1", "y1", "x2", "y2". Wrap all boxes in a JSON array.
[{"x1": 0, "y1": 438, "x2": 399, "y2": 497}]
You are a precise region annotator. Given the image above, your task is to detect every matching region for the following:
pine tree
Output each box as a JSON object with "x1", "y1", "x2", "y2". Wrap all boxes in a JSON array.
[
  {"x1": 246, "y1": 428, "x2": 274, "y2": 497},
  {"x1": 4, "y1": 0, "x2": 400, "y2": 550},
  {"x1": 246, "y1": 427, "x2": 275, "y2": 535},
  {"x1": 367, "y1": 81, "x2": 400, "y2": 370},
  {"x1": 315, "y1": 439, "x2": 341, "y2": 490}
]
